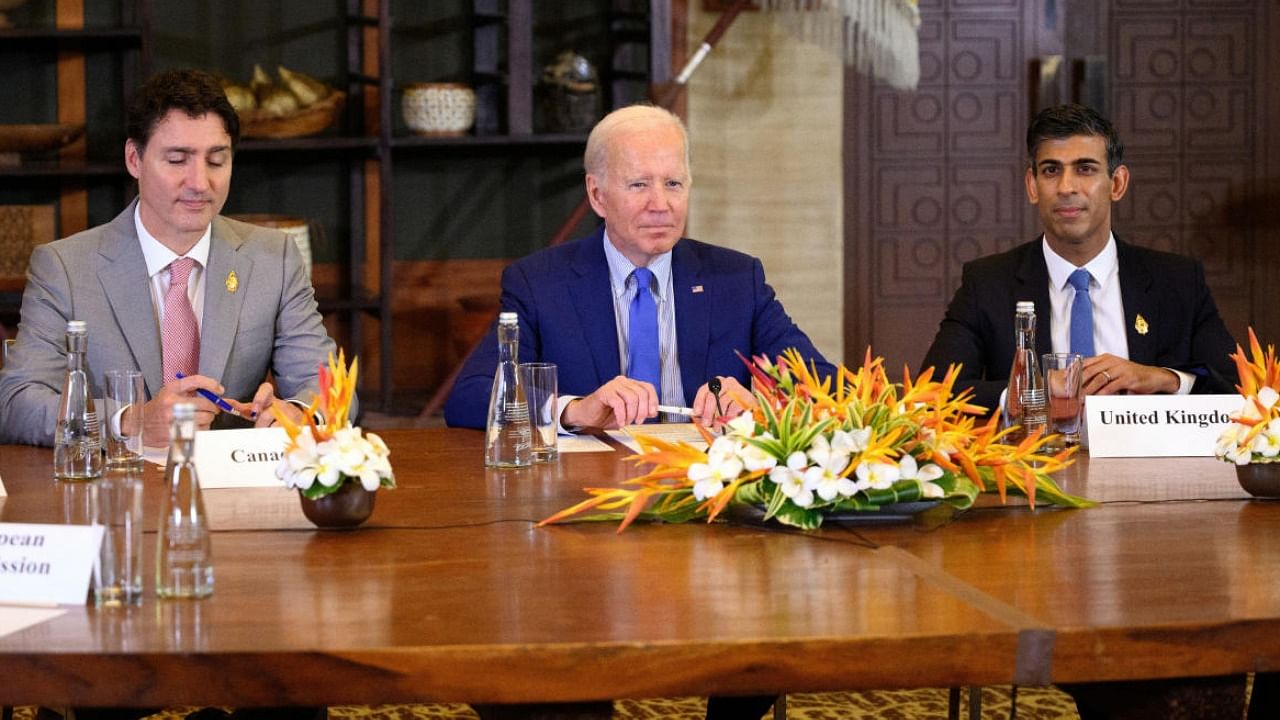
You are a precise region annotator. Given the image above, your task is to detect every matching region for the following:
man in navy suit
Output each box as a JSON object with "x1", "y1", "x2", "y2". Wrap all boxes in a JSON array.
[
  {"x1": 924, "y1": 104, "x2": 1246, "y2": 719},
  {"x1": 445, "y1": 104, "x2": 833, "y2": 431},
  {"x1": 922, "y1": 104, "x2": 1236, "y2": 413}
]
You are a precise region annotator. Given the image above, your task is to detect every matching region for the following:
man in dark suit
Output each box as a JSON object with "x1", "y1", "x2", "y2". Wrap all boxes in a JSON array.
[
  {"x1": 445, "y1": 104, "x2": 833, "y2": 431},
  {"x1": 922, "y1": 103, "x2": 1236, "y2": 412},
  {"x1": 924, "y1": 104, "x2": 1246, "y2": 719}
]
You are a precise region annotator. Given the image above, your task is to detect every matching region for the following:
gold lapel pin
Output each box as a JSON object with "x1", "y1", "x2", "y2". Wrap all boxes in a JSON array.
[
  {"x1": 1135, "y1": 314, "x2": 1149, "y2": 335},
  {"x1": 225, "y1": 270, "x2": 239, "y2": 294}
]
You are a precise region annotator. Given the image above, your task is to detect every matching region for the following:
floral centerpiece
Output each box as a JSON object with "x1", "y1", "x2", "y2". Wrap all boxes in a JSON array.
[
  {"x1": 1215, "y1": 329, "x2": 1280, "y2": 466},
  {"x1": 540, "y1": 349, "x2": 1092, "y2": 532},
  {"x1": 273, "y1": 351, "x2": 395, "y2": 527}
]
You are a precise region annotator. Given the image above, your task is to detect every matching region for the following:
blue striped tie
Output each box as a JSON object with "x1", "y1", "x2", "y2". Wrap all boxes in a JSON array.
[
  {"x1": 1068, "y1": 268, "x2": 1095, "y2": 357},
  {"x1": 627, "y1": 267, "x2": 661, "y2": 395}
]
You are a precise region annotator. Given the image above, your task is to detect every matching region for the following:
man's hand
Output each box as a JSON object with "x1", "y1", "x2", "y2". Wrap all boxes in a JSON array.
[
  {"x1": 227, "y1": 381, "x2": 306, "y2": 429},
  {"x1": 691, "y1": 376, "x2": 751, "y2": 427},
  {"x1": 1082, "y1": 353, "x2": 1180, "y2": 395},
  {"x1": 140, "y1": 374, "x2": 224, "y2": 446},
  {"x1": 561, "y1": 376, "x2": 658, "y2": 429}
]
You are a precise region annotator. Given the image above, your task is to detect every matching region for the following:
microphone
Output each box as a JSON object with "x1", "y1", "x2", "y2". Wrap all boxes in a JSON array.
[{"x1": 708, "y1": 377, "x2": 725, "y2": 418}]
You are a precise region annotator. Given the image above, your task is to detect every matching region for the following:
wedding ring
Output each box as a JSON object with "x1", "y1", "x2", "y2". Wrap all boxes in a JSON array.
[{"x1": 1102, "y1": 370, "x2": 1113, "y2": 382}]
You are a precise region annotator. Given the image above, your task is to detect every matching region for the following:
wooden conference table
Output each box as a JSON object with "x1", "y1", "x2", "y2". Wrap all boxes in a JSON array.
[{"x1": 1, "y1": 428, "x2": 1279, "y2": 709}]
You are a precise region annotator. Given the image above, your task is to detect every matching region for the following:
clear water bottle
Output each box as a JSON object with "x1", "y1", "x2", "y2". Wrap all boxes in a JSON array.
[
  {"x1": 1005, "y1": 301, "x2": 1048, "y2": 443},
  {"x1": 156, "y1": 402, "x2": 214, "y2": 599},
  {"x1": 53, "y1": 320, "x2": 103, "y2": 482},
  {"x1": 485, "y1": 311, "x2": 533, "y2": 468}
]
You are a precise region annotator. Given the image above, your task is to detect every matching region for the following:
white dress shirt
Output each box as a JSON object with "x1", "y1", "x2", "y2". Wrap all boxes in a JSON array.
[
  {"x1": 1042, "y1": 234, "x2": 1192, "y2": 394},
  {"x1": 134, "y1": 204, "x2": 211, "y2": 333}
]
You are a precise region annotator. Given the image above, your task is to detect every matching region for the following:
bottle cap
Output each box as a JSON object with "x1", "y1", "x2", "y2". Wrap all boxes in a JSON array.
[
  {"x1": 1015, "y1": 301, "x2": 1035, "y2": 314},
  {"x1": 172, "y1": 402, "x2": 196, "y2": 421},
  {"x1": 498, "y1": 312, "x2": 518, "y2": 325},
  {"x1": 66, "y1": 320, "x2": 87, "y2": 334}
]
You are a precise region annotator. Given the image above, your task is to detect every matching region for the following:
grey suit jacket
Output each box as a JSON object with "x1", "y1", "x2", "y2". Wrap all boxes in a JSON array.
[{"x1": 0, "y1": 200, "x2": 344, "y2": 446}]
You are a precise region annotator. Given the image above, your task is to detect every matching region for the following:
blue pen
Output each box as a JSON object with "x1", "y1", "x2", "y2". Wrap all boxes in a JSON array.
[{"x1": 174, "y1": 372, "x2": 255, "y2": 418}]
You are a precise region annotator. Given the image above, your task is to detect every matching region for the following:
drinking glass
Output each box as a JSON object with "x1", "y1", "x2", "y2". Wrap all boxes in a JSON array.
[
  {"x1": 519, "y1": 362, "x2": 558, "y2": 462},
  {"x1": 104, "y1": 369, "x2": 145, "y2": 470},
  {"x1": 1042, "y1": 352, "x2": 1085, "y2": 450}
]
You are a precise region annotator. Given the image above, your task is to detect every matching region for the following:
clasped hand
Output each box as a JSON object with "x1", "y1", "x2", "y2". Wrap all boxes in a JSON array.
[
  {"x1": 137, "y1": 374, "x2": 305, "y2": 446},
  {"x1": 560, "y1": 375, "x2": 750, "y2": 430},
  {"x1": 1081, "y1": 354, "x2": 1181, "y2": 396}
]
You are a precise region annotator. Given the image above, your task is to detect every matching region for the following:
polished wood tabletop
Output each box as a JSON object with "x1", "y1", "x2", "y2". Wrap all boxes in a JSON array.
[{"x1": 1, "y1": 429, "x2": 1278, "y2": 707}]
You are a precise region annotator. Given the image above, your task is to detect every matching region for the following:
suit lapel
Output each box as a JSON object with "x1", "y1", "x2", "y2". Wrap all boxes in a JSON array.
[
  {"x1": 1014, "y1": 240, "x2": 1055, "y2": 357},
  {"x1": 568, "y1": 231, "x2": 621, "y2": 384},
  {"x1": 1116, "y1": 239, "x2": 1157, "y2": 364},
  {"x1": 672, "y1": 240, "x2": 708, "y2": 402},
  {"x1": 96, "y1": 203, "x2": 165, "y2": 397},
  {"x1": 199, "y1": 217, "x2": 252, "y2": 383}
]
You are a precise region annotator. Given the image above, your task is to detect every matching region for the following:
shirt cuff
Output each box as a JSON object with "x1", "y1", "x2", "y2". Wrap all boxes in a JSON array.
[
  {"x1": 286, "y1": 398, "x2": 323, "y2": 425},
  {"x1": 1167, "y1": 368, "x2": 1195, "y2": 395},
  {"x1": 556, "y1": 394, "x2": 582, "y2": 435}
]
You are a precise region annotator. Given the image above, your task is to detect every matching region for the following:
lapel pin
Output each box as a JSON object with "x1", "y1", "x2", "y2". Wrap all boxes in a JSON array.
[
  {"x1": 691, "y1": 285, "x2": 704, "y2": 294},
  {"x1": 1134, "y1": 314, "x2": 1149, "y2": 335},
  {"x1": 225, "y1": 270, "x2": 239, "y2": 294}
]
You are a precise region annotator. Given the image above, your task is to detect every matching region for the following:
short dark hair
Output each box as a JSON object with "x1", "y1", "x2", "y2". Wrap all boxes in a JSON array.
[
  {"x1": 1026, "y1": 104, "x2": 1123, "y2": 175},
  {"x1": 126, "y1": 69, "x2": 240, "y2": 153}
]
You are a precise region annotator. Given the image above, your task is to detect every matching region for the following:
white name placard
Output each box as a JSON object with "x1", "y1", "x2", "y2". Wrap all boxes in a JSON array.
[
  {"x1": 194, "y1": 427, "x2": 291, "y2": 489},
  {"x1": 0, "y1": 522, "x2": 103, "y2": 605},
  {"x1": 1085, "y1": 394, "x2": 1242, "y2": 458}
]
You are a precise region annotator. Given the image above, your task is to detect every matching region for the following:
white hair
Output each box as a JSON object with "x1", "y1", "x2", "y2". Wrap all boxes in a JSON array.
[{"x1": 583, "y1": 104, "x2": 690, "y2": 181}]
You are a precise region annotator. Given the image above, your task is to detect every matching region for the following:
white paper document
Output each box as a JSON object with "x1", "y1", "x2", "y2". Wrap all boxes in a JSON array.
[
  {"x1": 556, "y1": 434, "x2": 615, "y2": 453},
  {"x1": 0, "y1": 605, "x2": 66, "y2": 640},
  {"x1": 606, "y1": 423, "x2": 710, "y2": 454}
]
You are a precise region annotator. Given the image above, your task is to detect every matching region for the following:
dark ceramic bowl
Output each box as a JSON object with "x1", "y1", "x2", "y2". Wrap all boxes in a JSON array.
[{"x1": 1235, "y1": 463, "x2": 1280, "y2": 498}]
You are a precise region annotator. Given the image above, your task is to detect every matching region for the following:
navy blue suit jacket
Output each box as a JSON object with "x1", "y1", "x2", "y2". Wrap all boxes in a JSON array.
[
  {"x1": 920, "y1": 237, "x2": 1238, "y2": 411},
  {"x1": 444, "y1": 228, "x2": 835, "y2": 429}
]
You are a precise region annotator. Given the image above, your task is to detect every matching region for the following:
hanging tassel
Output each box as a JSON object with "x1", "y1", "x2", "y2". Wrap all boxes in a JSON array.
[{"x1": 761, "y1": 0, "x2": 921, "y2": 90}]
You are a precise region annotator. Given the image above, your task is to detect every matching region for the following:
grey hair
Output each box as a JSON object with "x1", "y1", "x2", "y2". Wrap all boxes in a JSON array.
[{"x1": 583, "y1": 104, "x2": 690, "y2": 181}]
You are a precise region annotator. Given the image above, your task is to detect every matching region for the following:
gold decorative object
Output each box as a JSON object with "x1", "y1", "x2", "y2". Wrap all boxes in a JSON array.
[
  {"x1": 1135, "y1": 314, "x2": 1149, "y2": 335},
  {"x1": 225, "y1": 271, "x2": 239, "y2": 294},
  {"x1": 402, "y1": 83, "x2": 476, "y2": 137}
]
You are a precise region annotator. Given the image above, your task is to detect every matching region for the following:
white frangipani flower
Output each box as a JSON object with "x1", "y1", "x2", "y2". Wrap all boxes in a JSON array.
[
  {"x1": 769, "y1": 451, "x2": 814, "y2": 507},
  {"x1": 855, "y1": 460, "x2": 900, "y2": 490},
  {"x1": 898, "y1": 454, "x2": 945, "y2": 498},
  {"x1": 804, "y1": 435, "x2": 856, "y2": 501},
  {"x1": 687, "y1": 446, "x2": 744, "y2": 501}
]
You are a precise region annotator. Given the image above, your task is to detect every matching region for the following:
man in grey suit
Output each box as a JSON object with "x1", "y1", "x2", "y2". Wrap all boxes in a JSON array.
[{"x1": 0, "y1": 68, "x2": 340, "y2": 447}]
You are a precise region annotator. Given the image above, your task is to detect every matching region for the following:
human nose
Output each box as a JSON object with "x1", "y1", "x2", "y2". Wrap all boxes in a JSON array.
[
  {"x1": 644, "y1": 185, "x2": 672, "y2": 212},
  {"x1": 185, "y1": 160, "x2": 210, "y2": 192},
  {"x1": 1058, "y1": 168, "x2": 1079, "y2": 194}
]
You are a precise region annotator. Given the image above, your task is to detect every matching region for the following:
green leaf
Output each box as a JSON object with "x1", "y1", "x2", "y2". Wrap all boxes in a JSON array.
[{"x1": 771, "y1": 502, "x2": 824, "y2": 530}]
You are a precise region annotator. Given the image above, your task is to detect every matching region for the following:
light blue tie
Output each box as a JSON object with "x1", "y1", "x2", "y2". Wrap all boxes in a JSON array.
[
  {"x1": 627, "y1": 267, "x2": 661, "y2": 395},
  {"x1": 1068, "y1": 268, "x2": 1095, "y2": 357}
]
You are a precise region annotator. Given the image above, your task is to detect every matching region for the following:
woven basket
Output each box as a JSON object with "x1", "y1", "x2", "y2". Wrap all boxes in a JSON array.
[{"x1": 239, "y1": 90, "x2": 345, "y2": 140}]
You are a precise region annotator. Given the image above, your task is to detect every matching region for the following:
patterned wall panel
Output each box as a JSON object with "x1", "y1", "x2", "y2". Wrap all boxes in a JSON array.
[
  {"x1": 1183, "y1": 86, "x2": 1250, "y2": 150},
  {"x1": 874, "y1": 165, "x2": 945, "y2": 230},
  {"x1": 876, "y1": 234, "x2": 947, "y2": 300},
  {"x1": 948, "y1": 89, "x2": 1020, "y2": 153},
  {"x1": 873, "y1": 90, "x2": 946, "y2": 155}
]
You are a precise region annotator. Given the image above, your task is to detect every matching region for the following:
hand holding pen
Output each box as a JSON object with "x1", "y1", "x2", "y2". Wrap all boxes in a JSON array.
[{"x1": 175, "y1": 372, "x2": 255, "y2": 418}]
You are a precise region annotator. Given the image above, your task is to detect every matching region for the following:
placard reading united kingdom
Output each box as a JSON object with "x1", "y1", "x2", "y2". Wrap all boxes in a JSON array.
[{"x1": 1085, "y1": 394, "x2": 1242, "y2": 458}]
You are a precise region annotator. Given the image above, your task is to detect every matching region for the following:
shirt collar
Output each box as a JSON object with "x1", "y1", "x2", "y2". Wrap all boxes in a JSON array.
[
  {"x1": 1042, "y1": 232, "x2": 1118, "y2": 291},
  {"x1": 602, "y1": 229, "x2": 672, "y2": 301},
  {"x1": 134, "y1": 203, "x2": 212, "y2": 278}
]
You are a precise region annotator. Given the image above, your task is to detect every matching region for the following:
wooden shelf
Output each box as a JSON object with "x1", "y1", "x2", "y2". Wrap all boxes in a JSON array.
[
  {"x1": 0, "y1": 27, "x2": 144, "y2": 47},
  {"x1": 391, "y1": 132, "x2": 588, "y2": 149},
  {"x1": 236, "y1": 136, "x2": 379, "y2": 154},
  {"x1": 0, "y1": 161, "x2": 126, "y2": 178}
]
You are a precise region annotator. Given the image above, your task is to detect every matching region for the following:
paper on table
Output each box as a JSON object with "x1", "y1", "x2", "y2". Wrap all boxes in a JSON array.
[
  {"x1": 557, "y1": 434, "x2": 615, "y2": 453},
  {"x1": 0, "y1": 605, "x2": 67, "y2": 640},
  {"x1": 0, "y1": 473, "x2": 6, "y2": 497},
  {"x1": 606, "y1": 423, "x2": 709, "y2": 453}
]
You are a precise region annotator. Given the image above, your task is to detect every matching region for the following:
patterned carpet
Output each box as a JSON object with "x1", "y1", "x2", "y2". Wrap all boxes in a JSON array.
[{"x1": 12, "y1": 686, "x2": 1082, "y2": 719}]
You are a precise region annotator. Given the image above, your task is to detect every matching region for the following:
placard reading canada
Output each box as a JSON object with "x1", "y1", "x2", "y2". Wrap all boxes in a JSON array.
[
  {"x1": 1085, "y1": 394, "x2": 1242, "y2": 458},
  {"x1": 194, "y1": 427, "x2": 292, "y2": 489},
  {"x1": 0, "y1": 522, "x2": 103, "y2": 605}
]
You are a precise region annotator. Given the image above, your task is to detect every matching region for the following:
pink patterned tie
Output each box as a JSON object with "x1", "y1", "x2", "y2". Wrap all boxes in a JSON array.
[{"x1": 161, "y1": 257, "x2": 199, "y2": 384}]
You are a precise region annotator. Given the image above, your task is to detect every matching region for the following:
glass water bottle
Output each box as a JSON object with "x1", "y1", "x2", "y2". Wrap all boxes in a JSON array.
[
  {"x1": 1004, "y1": 301, "x2": 1048, "y2": 443},
  {"x1": 53, "y1": 319, "x2": 103, "y2": 482},
  {"x1": 484, "y1": 312, "x2": 533, "y2": 467},
  {"x1": 156, "y1": 402, "x2": 214, "y2": 599}
]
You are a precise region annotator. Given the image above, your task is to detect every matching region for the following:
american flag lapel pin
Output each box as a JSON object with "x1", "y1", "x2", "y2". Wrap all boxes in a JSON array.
[{"x1": 691, "y1": 285, "x2": 704, "y2": 294}]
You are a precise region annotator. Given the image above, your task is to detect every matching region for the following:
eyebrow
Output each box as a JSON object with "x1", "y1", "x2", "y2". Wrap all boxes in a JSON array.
[
  {"x1": 162, "y1": 145, "x2": 231, "y2": 154},
  {"x1": 1038, "y1": 157, "x2": 1102, "y2": 168}
]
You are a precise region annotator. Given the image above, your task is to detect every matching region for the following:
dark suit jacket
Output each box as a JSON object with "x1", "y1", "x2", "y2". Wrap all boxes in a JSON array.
[
  {"x1": 920, "y1": 237, "x2": 1238, "y2": 411},
  {"x1": 444, "y1": 228, "x2": 835, "y2": 429}
]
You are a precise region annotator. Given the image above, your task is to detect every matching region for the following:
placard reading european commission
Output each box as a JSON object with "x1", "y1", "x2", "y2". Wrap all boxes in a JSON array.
[
  {"x1": 0, "y1": 523, "x2": 102, "y2": 605},
  {"x1": 1086, "y1": 394, "x2": 1241, "y2": 457}
]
